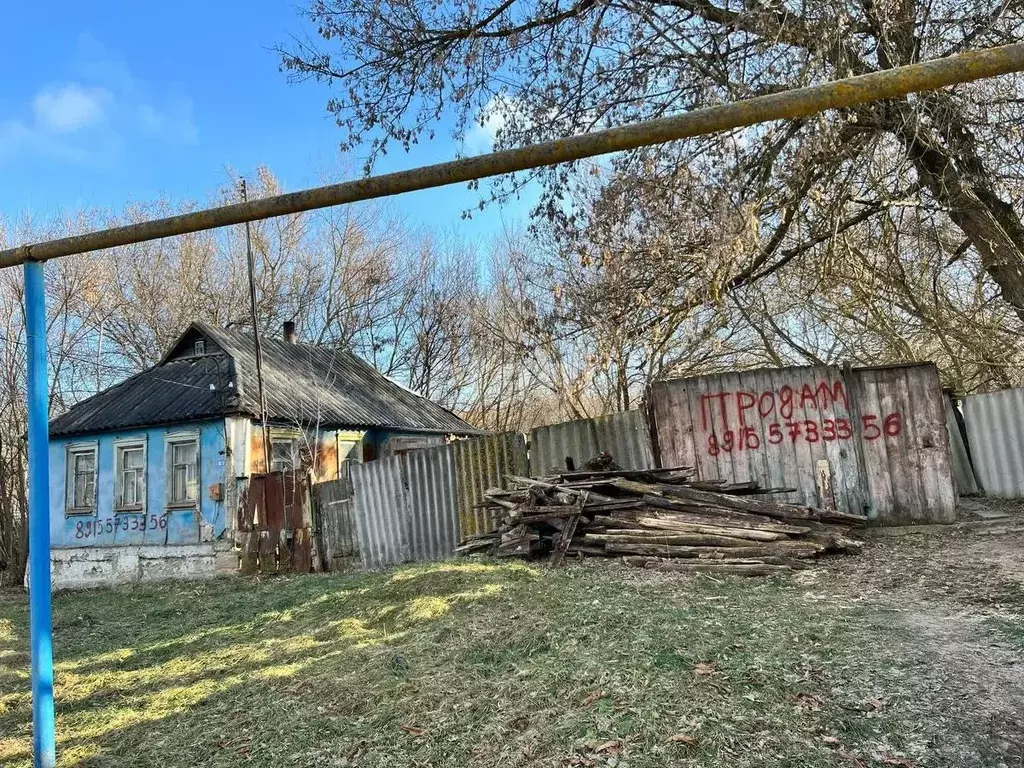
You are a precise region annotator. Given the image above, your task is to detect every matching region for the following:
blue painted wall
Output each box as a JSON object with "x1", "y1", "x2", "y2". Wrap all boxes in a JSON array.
[{"x1": 48, "y1": 420, "x2": 227, "y2": 549}]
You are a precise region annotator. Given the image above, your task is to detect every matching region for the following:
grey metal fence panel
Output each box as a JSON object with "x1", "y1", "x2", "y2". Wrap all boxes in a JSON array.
[
  {"x1": 963, "y1": 387, "x2": 1024, "y2": 498},
  {"x1": 405, "y1": 444, "x2": 460, "y2": 561},
  {"x1": 945, "y1": 399, "x2": 980, "y2": 496},
  {"x1": 313, "y1": 477, "x2": 360, "y2": 571},
  {"x1": 454, "y1": 432, "x2": 529, "y2": 537},
  {"x1": 530, "y1": 410, "x2": 654, "y2": 473},
  {"x1": 351, "y1": 455, "x2": 409, "y2": 569}
]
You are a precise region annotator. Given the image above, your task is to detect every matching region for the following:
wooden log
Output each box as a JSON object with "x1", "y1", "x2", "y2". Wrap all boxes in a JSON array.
[
  {"x1": 506, "y1": 475, "x2": 616, "y2": 503},
  {"x1": 584, "y1": 531, "x2": 760, "y2": 548},
  {"x1": 634, "y1": 516, "x2": 785, "y2": 541},
  {"x1": 655, "y1": 484, "x2": 820, "y2": 520},
  {"x1": 641, "y1": 497, "x2": 811, "y2": 534},
  {"x1": 607, "y1": 541, "x2": 825, "y2": 559},
  {"x1": 549, "y1": 512, "x2": 581, "y2": 567}
]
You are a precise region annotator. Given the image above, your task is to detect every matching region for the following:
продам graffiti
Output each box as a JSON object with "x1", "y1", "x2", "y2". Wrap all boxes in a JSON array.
[{"x1": 699, "y1": 379, "x2": 902, "y2": 457}]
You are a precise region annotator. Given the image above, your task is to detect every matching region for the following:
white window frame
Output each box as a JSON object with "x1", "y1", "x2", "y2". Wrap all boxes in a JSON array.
[
  {"x1": 165, "y1": 431, "x2": 201, "y2": 508},
  {"x1": 65, "y1": 442, "x2": 98, "y2": 516},
  {"x1": 269, "y1": 430, "x2": 301, "y2": 473},
  {"x1": 193, "y1": 339, "x2": 206, "y2": 355},
  {"x1": 114, "y1": 438, "x2": 147, "y2": 513}
]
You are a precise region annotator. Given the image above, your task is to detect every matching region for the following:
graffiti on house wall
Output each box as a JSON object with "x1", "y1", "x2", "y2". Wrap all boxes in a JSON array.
[{"x1": 697, "y1": 378, "x2": 902, "y2": 457}]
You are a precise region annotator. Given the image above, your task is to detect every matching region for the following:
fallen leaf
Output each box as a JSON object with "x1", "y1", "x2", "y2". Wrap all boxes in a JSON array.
[
  {"x1": 863, "y1": 697, "x2": 888, "y2": 712},
  {"x1": 399, "y1": 725, "x2": 426, "y2": 737},
  {"x1": 821, "y1": 735, "x2": 842, "y2": 748},
  {"x1": 694, "y1": 662, "x2": 717, "y2": 676},
  {"x1": 880, "y1": 755, "x2": 918, "y2": 767},
  {"x1": 792, "y1": 692, "x2": 825, "y2": 713},
  {"x1": 665, "y1": 733, "x2": 698, "y2": 745},
  {"x1": 581, "y1": 689, "x2": 608, "y2": 707},
  {"x1": 592, "y1": 739, "x2": 621, "y2": 754}
]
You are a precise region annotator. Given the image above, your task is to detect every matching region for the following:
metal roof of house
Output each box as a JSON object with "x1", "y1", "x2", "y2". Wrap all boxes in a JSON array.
[{"x1": 50, "y1": 322, "x2": 482, "y2": 437}]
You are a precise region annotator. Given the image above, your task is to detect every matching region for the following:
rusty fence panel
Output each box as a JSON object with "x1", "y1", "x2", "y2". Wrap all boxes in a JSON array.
[
  {"x1": 530, "y1": 410, "x2": 654, "y2": 474},
  {"x1": 963, "y1": 387, "x2": 1024, "y2": 498},
  {"x1": 237, "y1": 471, "x2": 314, "y2": 573},
  {"x1": 647, "y1": 363, "x2": 956, "y2": 524},
  {"x1": 312, "y1": 477, "x2": 359, "y2": 571},
  {"x1": 454, "y1": 432, "x2": 529, "y2": 537}
]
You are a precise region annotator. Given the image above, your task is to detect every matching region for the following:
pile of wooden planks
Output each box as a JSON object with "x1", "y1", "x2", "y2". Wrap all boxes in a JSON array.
[{"x1": 456, "y1": 464, "x2": 865, "y2": 575}]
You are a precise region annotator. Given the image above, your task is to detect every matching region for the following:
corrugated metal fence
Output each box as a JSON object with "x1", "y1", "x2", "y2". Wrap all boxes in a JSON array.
[
  {"x1": 963, "y1": 387, "x2": 1024, "y2": 497},
  {"x1": 454, "y1": 432, "x2": 529, "y2": 537},
  {"x1": 350, "y1": 445, "x2": 462, "y2": 569},
  {"x1": 530, "y1": 410, "x2": 654, "y2": 473}
]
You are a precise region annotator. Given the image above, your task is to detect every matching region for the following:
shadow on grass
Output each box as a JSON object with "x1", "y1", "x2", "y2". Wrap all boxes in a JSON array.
[{"x1": 0, "y1": 561, "x2": 535, "y2": 768}]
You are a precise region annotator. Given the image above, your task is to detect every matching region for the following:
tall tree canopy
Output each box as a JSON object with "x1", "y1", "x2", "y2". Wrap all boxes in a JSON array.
[{"x1": 281, "y1": 0, "x2": 1024, "y2": 322}]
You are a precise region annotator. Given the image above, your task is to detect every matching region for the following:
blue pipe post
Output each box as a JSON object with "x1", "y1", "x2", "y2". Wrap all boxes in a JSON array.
[{"x1": 25, "y1": 260, "x2": 56, "y2": 768}]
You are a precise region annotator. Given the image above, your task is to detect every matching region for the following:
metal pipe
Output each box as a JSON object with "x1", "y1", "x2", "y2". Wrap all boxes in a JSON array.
[
  {"x1": 3, "y1": 43, "x2": 1024, "y2": 267},
  {"x1": 24, "y1": 261, "x2": 56, "y2": 768}
]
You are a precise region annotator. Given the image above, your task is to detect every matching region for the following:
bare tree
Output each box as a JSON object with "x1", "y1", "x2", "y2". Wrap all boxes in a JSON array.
[{"x1": 281, "y1": 0, "x2": 1024, "y2": 323}]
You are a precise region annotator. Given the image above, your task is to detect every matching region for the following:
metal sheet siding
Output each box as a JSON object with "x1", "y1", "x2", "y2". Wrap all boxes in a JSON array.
[
  {"x1": 454, "y1": 432, "x2": 529, "y2": 537},
  {"x1": 350, "y1": 445, "x2": 463, "y2": 569},
  {"x1": 405, "y1": 445, "x2": 460, "y2": 561},
  {"x1": 648, "y1": 363, "x2": 956, "y2": 523},
  {"x1": 945, "y1": 400, "x2": 981, "y2": 497},
  {"x1": 963, "y1": 387, "x2": 1024, "y2": 497},
  {"x1": 530, "y1": 410, "x2": 654, "y2": 473},
  {"x1": 351, "y1": 455, "x2": 409, "y2": 569}
]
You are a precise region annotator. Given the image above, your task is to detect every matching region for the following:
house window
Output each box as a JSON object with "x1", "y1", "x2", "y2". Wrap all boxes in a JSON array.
[
  {"x1": 66, "y1": 444, "x2": 98, "y2": 514},
  {"x1": 167, "y1": 436, "x2": 199, "y2": 505},
  {"x1": 115, "y1": 441, "x2": 146, "y2": 511},
  {"x1": 270, "y1": 437, "x2": 299, "y2": 472},
  {"x1": 193, "y1": 339, "x2": 206, "y2": 355}
]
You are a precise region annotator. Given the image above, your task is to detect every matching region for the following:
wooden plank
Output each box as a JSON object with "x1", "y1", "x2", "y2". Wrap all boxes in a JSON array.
[
  {"x1": 852, "y1": 368, "x2": 894, "y2": 521},
  {"x1": 239, "y1": 531, "x2": 259, "y2": 575},
  {"x1": 874, "y1": 367, "x2": 914, "y2": 522},
  {"x1": 292, "y1": 527, "x2": 313, "y2": 573},
  {"x1": 258, "y1": 529, "x2": 278, "y2": 574}
]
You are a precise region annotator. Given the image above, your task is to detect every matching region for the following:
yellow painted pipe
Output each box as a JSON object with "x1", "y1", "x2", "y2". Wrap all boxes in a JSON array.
[{"x1": 3, "y1": 42, "x2": 1024, "y2": 267}]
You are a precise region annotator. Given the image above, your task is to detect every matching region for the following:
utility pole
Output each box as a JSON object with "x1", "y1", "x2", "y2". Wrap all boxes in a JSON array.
[{"x1": 240, "y1": 179, "x2": 272, "y2": 471}]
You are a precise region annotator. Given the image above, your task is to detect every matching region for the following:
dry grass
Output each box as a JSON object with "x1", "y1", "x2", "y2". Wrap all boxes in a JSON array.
[{"x1": 1, "y1": 536, "x2": 1022, "y2": 767}]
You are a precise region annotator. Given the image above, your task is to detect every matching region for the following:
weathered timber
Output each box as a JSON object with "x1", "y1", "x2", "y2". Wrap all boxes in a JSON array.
[
  {"x1": 634, "y1": 516, "x2": 785, "y2": 541},
  {"x1": 608, "y1": 541, "x2": 826, "y2": 559},
  {"x1": 642, "y1": 496, "x2": 811, "y2": 534},
  {"x1": 505, "y1": 475, "x2": 615, "y2": 503},
  {"x1": 584, "y1": 531, "x2": 760, "y2": 548}
]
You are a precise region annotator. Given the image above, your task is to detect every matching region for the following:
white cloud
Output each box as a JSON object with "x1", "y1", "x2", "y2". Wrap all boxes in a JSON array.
[
  {"x1": 0, "y1": 35, "x2": 197, "y2": 166},
  {"x1": 464, "y1": 96, "x2": 512, "y2": 154},
  {"x1": 32, "y1": 83, "x2": 111, "y2": 133}
]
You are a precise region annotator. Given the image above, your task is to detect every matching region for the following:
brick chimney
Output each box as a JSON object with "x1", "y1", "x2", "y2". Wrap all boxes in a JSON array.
[{"x1": 283, "y1": 320, "x2": 297, "y2": 344}]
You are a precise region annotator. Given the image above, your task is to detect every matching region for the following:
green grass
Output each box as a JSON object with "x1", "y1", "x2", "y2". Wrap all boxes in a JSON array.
[{"x1": 0, "y1": 561, "x2": 1014, "y2": 767}]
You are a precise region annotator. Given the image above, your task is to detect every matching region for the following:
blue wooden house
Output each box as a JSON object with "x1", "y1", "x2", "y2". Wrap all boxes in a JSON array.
[{"x1": 47, "y1": 321, "x2": 480, "y2": 588}]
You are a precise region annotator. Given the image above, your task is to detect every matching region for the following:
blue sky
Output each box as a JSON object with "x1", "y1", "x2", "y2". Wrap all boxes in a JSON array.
[{"x1": 0, "y1": 1, "x2": 533, "y2": 243}]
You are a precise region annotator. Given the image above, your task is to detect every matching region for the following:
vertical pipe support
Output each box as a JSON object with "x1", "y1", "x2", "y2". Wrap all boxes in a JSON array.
[{"x1": 25, "y1": 260, "x2": 56, "y2": 768}]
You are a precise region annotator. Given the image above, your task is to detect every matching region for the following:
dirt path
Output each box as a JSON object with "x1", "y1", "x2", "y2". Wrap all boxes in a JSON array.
[{"x1": 813, "y1": 528, "x2": 1024, "y2": 766}]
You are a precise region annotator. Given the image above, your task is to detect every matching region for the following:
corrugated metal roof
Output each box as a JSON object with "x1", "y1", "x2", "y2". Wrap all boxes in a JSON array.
[
  {"x1": 51, "y1": 322, "x2": 481, "y2": 437},
  {"x1": 50, "y1": 355, "x2": 234, "y2": 436}
]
